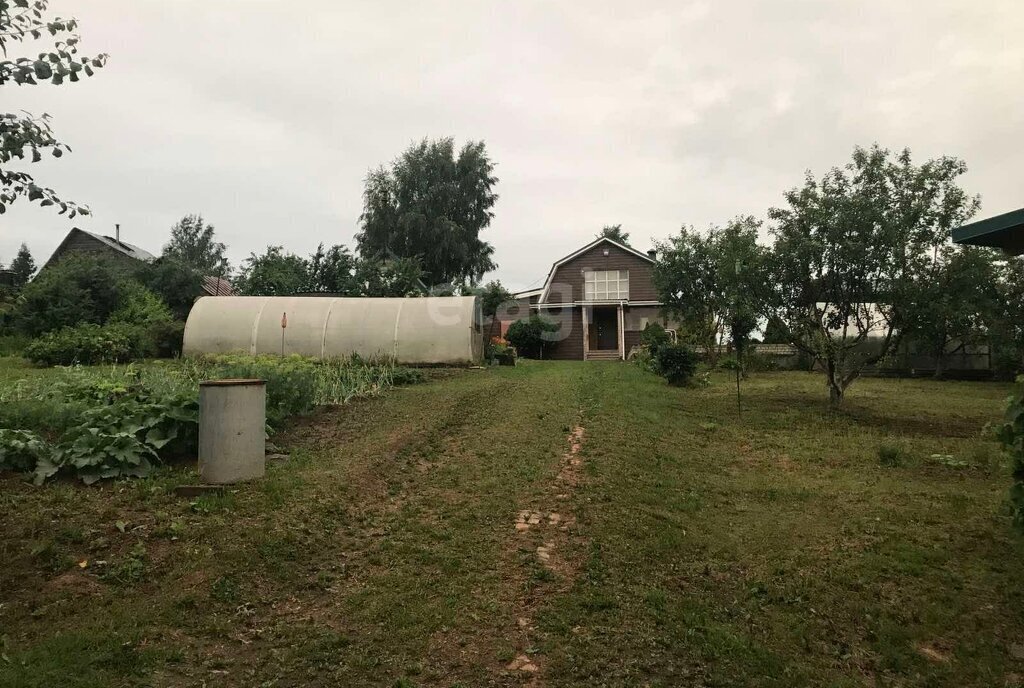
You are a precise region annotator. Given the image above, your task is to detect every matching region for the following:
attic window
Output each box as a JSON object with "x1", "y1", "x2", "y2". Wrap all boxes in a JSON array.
[{"x1": 584, "y1": 270, "x2": 628, "y2": 301}]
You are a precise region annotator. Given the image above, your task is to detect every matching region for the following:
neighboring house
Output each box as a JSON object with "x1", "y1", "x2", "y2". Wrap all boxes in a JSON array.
[
  {"x1": 40, "y1": 227, "x2": 235, "y2": 296},
  {"x1": 497, "y1": 237, "x2": 676, "y2": 361},
  {"x1": 41, "y1": 227, "x2": 156, "y2": 272},
  {"x1": 953, "y1": 207, "x2": 1024, "y2": 256}
]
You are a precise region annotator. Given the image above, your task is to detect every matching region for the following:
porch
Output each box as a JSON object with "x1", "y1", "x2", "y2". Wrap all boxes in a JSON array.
[{"x1": 583, "y1": 304, "x2": 625, "y2": 361}]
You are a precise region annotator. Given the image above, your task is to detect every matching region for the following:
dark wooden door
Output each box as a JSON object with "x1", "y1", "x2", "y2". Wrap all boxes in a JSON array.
[{"x1": 592, "y1": 308, "x2": 618, "y2": 350}]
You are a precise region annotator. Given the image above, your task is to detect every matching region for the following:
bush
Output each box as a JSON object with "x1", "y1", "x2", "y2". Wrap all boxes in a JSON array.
[
  {"x1": 109, "y1": 281, "x2": 174, "y2": 326},
  {"x1": 655, "y1": 344, "x2": 699, "y2": 386},
  {"x1": 629, "y1": 346, "x2": 657, "y2": 373},
  {"x1": 135, "y1": 320, "x2": 185, "y2": 359},
  {"x1": 0, "y1": 334, "x2": 30, "y2": 357},
  {"x1": 24, "y1": 323, "x2": 137, "y2": 366},
  {"x1": 486, "y1": 336, "x2": 517, "y2": 366},
  {"x1": 507, "y1": 316, "x2": 558, "y2": 359},
  {"x1": 13, "y1": 254, "x2": 130, "y2": 336},
  {"x1": 23, "y1": 319, "x2": 185, "y2": 367},
  {"x1": 640, "y1": 322, "x2": 671, "y2": 355}
]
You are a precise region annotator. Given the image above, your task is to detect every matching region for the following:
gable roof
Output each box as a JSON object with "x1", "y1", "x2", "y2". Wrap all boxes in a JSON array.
[
  {"x1": 42, "y1": 227, "x2": 157, "y2": 271},
  {"x1": 953, "y1": 207, "x2": 1024, "y2": 256},
  {"x1": 538, "y1": 236, "x2": 656, "y2": 303}
]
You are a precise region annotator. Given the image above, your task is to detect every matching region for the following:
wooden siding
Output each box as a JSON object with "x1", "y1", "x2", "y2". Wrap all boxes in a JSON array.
[
  {"x1": 624, "y1": 330, "x2": 642, "y2": 353},
  {"x1": 541, "y1": 307, "x2": 583, "y2": 360},
  {"x1": 48, "y1": 232, "x2": 141, "y2": 270},
  {"x1": 544, "y1": 243, "x2": 657, "y2": 303}
]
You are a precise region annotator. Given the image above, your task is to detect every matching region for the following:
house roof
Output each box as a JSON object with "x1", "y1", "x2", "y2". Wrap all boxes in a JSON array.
[
  {"x1": 201, "y1": 275, "x2": 236, "y2": 296},
  {"x1": 952, "y1": 208, "x2": 1024, "y2": 256},
  {"x1": 42, "y1": 227, "x2": 157, "y2": 270},
  {"x1": 538, "y1": 236, "x2": 656, "y2": 303},
  {"x1": 512, "y1": 288, "x2": 543, "y2": 299}
]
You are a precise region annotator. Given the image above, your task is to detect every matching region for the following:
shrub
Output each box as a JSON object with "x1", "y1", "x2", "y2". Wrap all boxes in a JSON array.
[
  {"x1": 877, "y1": 442, "x2": 905, "y2": 467},
  {"x1": 13, "y1": 254, "x2": 130, "y2": 336},
  {"x1": 640, "y1": 322, "x2": 671, "y2": 355},
  {"x1": 743, "y1": 350, "x2": 780, "y2": 372},
  {"x1": 655, "y1": 344, "x2": 699, "y2": 386},
  {"x1": 996, "y1": 378, "x2": 1024, "y2": 531},
  {"x1": 629, "y1": 346, "x2": 657, "y2": 373},
  {"x1": 24, "y1": 323, "x2": 136, "y2": 366},
  {"x1": 23, "y1": 319, "x2": 185, "y2": 367},
  {"x1": 109, "y1": 281, "x2": 174, "y2": 326},
  {"x1": 507, "y1": 316, "x2": 558, "y2": 359},
  {"x1": 0, "y1": 334, "x2": 30, "y2": 357},
  {"x1": 134, "y1": 320, "x2": 186, "y2": 359}
]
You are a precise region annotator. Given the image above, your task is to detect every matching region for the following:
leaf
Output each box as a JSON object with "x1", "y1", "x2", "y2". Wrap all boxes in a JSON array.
[{"x1": 115, "y1": 520, "x2": 128, "y2": 533}]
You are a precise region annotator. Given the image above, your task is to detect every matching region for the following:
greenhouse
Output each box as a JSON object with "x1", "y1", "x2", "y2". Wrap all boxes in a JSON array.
[{"x1": 183, "y1": 296, "x2": 483, "y2": 365}]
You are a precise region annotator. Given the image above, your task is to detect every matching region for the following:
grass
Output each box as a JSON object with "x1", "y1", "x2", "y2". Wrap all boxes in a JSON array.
[{"x1": 1, "y1": 361, "x2": 1022, "y2": 687}]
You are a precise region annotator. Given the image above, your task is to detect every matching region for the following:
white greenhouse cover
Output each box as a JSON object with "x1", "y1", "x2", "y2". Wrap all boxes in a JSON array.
[{"x1": 183, "y1": 296, "x2": 483, "y2": 365}]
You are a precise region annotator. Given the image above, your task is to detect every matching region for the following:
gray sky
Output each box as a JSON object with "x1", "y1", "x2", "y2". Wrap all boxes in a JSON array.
[{"x1": 3, "y1": 0, "x2": 1022, "y2": 291}]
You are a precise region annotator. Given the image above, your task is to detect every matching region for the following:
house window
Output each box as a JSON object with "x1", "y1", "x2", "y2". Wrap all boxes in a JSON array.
[{"x1": 584, "y1": 270, "x2": 629, "y2": 301}]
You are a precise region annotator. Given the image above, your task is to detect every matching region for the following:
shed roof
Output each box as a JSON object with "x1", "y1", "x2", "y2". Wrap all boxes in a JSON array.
[{"x1": 952, "y1": 208, "x2": 1024, "y2": 256}]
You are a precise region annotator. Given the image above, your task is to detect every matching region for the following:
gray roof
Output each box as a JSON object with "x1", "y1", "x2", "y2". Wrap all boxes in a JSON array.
[
  {"x1": 41, "y1": 227, "x2": 157, "y2": 272},
  {"x1": 77, "y1": 229, "x2": 157, "y2": 262}
]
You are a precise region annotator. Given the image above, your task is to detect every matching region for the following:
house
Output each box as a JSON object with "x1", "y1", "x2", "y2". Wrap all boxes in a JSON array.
[
  {"x1": 498, "y1": 236, "x2": 676, "y2": 360},
  {"x1": 41, "y1": 227, "x2": 235, "y2": 296},
  {"x1": 953, "y1": 207, "x2": 1024, "y2": 256},
  {"x1": 42, "y1": 227, "x2": 156, "y2": 272}
]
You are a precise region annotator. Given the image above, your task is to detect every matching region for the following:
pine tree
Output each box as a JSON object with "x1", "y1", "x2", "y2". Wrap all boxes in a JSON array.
[{"x1": 9, "y1": 243, "x2": 36, "y2": 288}]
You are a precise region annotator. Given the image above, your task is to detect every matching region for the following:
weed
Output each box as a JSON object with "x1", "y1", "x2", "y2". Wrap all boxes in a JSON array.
[
  {"x1": 878, "y1": 442, "x2": 906, "y2": 467},
  {"x1": 102, "y1": 543, "x2": 147, "y2": 585},
  {"x1": 210, "y1": 575, "x2": 239, "y2": 603}
]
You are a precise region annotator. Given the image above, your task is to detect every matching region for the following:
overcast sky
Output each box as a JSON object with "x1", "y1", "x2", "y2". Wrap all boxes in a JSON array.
[{"x1": 3, "y1": 0, "x2": 1022, "y2": 290}]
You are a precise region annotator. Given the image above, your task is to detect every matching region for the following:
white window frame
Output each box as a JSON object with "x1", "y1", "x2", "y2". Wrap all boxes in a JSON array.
[{"x1": 584, "y1": 270, "x2": 629, "y2": 301}]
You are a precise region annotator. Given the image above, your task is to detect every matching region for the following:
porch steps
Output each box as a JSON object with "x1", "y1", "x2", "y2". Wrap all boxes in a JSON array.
[{"x1": 585, "y1": 350, "x2": 622, "y2": 361}]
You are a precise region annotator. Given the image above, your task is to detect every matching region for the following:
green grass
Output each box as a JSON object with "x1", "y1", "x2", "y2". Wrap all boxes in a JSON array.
[{"x1": 1, "y1": 361, "x2": 1021, "y2": 687}]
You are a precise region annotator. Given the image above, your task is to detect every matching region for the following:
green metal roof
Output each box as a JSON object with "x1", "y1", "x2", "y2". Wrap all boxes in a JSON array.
[{"x1": 952, "y1": 207, "x2": 1024, "y2": 255}]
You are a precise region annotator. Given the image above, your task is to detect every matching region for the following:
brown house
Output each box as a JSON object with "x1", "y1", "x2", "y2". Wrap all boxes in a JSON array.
[
  {"x1": 498, "y1": 237, "x2": 676, "y2": 361},
  {"x1": 41, "y1": 227, "x2": 235, "y2": 296}
]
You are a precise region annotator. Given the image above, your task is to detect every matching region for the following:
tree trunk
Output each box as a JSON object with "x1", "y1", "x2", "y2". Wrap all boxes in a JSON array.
[
  {"x1": 933, "y1": 350, "x2": 946, "y2": 380},
  {"x1": 829, "y1": 382, "x2": 844, "y2": 406},
  {"x1": 825, "y1": 358, "x2": 845, "y2": 407}
]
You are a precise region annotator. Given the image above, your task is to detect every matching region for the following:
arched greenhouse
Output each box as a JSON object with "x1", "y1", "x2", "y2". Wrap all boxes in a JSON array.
[{"x1": 183, "y1": 296, "x2": 483, "y2": 365}]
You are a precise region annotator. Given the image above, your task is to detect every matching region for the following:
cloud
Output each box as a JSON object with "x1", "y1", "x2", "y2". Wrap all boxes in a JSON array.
[{"x1": 2, "y1": 0, "x2": 1022, "y2": 291}]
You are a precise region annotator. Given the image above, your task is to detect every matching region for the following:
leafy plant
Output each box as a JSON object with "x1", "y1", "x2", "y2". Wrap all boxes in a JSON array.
[
  {"x1": 655, "y1": 344, "x2": 699, "y2": 386},
  {"x1": 486, "y1": 337, "x2": 516, "y2": 366},
  {"x1": 0, "y1": 429, "x2": 48, "y2": 472},
  {"x1": 640, "y1": 322, "x2": 671, "y2": 356},
  {"x1": 929, "y1": 453, "x2": 969, "y2": 469},
  {"x1": 507, "y1": 316, "x2": 558, "y2": 359},
  {"x1": 24, "y1": 322, "x2": 136, "y2": 366},
  {"x1": 35, "y1": 391, "x2": 198, "y2": 484}
]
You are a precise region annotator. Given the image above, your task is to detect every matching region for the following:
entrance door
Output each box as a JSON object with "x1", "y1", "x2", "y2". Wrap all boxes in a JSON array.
[{"x1": 590, "y1": 307, "x2": 619, "y2": 350}]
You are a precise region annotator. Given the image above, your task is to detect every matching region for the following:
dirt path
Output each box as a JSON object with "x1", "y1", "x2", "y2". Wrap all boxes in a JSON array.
[{"x1": 505, "y1": 422, "x2": 587, "y2": 683}]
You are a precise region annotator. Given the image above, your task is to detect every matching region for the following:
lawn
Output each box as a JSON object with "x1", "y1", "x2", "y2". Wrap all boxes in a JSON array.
[{"x1": 1, "y1": 361, "x2": 1021, "y2": 687}]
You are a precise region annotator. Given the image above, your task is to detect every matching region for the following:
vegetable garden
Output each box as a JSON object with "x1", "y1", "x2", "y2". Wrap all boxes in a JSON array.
[{"x1": 0, "y1": 354, "x2": 421, "y2": 485}]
